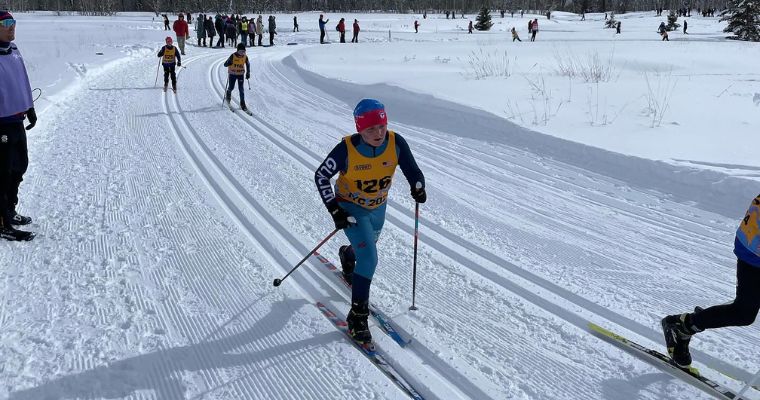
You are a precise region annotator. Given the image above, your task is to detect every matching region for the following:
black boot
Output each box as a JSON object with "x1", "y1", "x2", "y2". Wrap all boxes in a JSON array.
[
  {"x1": 240, "y1": 100, "x2": 248, "y2": 111},
  {"x1": 0, "y1": 224, "x2": 34, "y2": 241},
  {"x1": 661, "y1": 313, "x2": 701, "y2": 367},
  {"x1": 346, "y1": 301, "x2": 372, "y2": 343},
  {"x1": 339, "y1": 245, "x2": 355, "y2": 284},
  {"x1": 225, "y1": 92, "x2": 232, "y2": 105},
  {"x1": 10, "y1": 212, "x2": 32, "y2": 225}
]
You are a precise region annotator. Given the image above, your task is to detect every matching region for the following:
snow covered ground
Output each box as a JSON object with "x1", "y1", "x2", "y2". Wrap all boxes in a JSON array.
[{"x1": 1, "y1": 10, "x2": 759, "y2": 400}]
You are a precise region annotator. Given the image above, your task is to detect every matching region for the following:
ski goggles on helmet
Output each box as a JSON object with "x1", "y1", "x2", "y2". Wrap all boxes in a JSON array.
[{"x1": 0, "y1": 19, "x2": 16, "y2": 28}]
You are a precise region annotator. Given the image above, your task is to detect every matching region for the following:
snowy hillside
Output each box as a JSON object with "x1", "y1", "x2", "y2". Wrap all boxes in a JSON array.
[{"x1": 1, "y1": 10, "x2": 758, "y2": 400}]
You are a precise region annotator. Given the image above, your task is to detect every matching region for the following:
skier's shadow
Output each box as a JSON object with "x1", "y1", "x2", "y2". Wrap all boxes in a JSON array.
[
  {"x1": 600, "y1": 372, "x2": 676, "y2": 399},
  {"x1": 8, "y1": 297, "x2": 336, "y2": 400}
]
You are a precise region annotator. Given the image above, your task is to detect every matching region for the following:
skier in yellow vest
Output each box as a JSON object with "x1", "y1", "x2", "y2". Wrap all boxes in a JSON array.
[
  {"x1": 157, "y1": 36, "x2": 181, "y2": 93},
  {"x1": 313, "y1": 99, "x2": 426, "y2": 344},
  {"x1": 223, "y1": 43, "x2": 251, "y2": 113}
]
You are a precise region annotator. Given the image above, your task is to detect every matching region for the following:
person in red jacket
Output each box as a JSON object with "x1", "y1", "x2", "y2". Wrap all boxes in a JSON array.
[
  {"x1": 351, "y1": 19, "x2": 360, "y2": 43},
  {"x1": 172, "y1": 13, "x2": 189, "y2": 55},
  {"x1": 337, "y1": 18, "x2": 346, "y2": 43}
]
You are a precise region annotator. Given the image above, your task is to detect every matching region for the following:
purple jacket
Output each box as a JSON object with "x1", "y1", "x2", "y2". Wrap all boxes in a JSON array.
[{"x1": 0, "y1": 42, "x2": 33, "y2": 119}]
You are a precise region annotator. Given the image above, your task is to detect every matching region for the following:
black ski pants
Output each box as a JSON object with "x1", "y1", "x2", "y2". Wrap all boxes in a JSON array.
[
  {"x1": 692, "y1": 259, "x2": 760, "y2": 330},
  {"x1": 320, "y1": 30, "x2": 326, "y2": 43},
  {"x1": 163, "y1": 64, "x2": 177, "y2": 89},
  {"x1": 0, "y1": 122, "x2": 27, "y2": 226},
  {"x1": 226, "y1": 75, "x2": 245, "y2": 103}
]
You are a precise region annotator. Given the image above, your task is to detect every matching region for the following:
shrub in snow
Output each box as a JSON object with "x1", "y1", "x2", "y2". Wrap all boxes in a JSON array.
[
  {"x1": 464, "y1": 49, "x2": 512, "y2": 79},
  {"x1": 475, "y1": 7, "x2": 494, "y2": 31},
  {"x1": 666, "y1": 10, "x2": 681, "y2": 30},
  {"x1": 721, "y1": 0, "x2": 760, "y2": 41},
  {"x1": 605, "y1": 12, "x2": 618, "y2": 28}
]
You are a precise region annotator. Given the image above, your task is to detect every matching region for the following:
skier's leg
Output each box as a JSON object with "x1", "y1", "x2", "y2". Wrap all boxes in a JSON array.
[
  {"x1": 226, "y1": 75, "x2": 236, "y2": 101},
  {"x1": 163, "y1": 66, "x2": 170, "y2": 88},
  {"x1": 691, "y1": 259, "x2": 760, "y2": 329},
  {"x1": 7, "y1": 125, "x2": 27, "y2": 215},
  {"x1": 237, "y1": 76, "x2": 245, "y2": 103},
  {"x1": 170, "y1": 65, "x2": 177, "y2": 90}
]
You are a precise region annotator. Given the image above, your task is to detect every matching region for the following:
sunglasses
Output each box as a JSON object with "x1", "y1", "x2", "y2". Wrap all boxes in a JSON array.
[{"x1": 0, "y1": 19, "x2": 16, "y2": 28}]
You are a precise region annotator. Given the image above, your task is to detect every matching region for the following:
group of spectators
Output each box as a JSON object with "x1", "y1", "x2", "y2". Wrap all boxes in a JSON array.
[{"x1": 172, "y1": 13, "x2": 278, "y2": 49}]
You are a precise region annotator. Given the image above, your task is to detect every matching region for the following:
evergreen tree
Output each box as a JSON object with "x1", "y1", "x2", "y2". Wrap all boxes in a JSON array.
[
  {"x1": 475, "y1": 6, "x2": 494, "y2": 30},
  {"x1": 666, "y1": 9, "x2": 681, "y2": 30},
  {"x1": 721, "y1": 0, "x2": 760, "y2": 41},
  {"x1": 605, "y1": 12, "x2": 617, "y2": 27}
]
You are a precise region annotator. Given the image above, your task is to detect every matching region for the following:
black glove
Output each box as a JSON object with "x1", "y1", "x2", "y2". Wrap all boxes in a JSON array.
[
  {"x1": 25, "y1": 108, "x2": 37, "y2": 131},
  {"x1": 411, "y1": 186, "x2": 427, "y2": 203},
  {"x1": 245, "y1": 72, "x2": 250, "y2": 79},
  {"x1": 177, "y1": 61, "x2": 181, "y2": 67},
  {"x1": 328, "y1": 204, "x2": 353, "y2": 230}
]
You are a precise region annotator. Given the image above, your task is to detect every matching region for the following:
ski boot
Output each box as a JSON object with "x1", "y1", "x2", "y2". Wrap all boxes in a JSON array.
[
  {"x1": 0, "y1": 225, "x2": 34, "y2": 241},
  {"x1": 224, "y1": 92, "x2": 232, "y2": 107},
  {"x1": 338, "y1": 245, "x2": 355, "y2": 285},
  {"x1": 163, "y1": 84, "x2": 168, "y2": 93},
  {"x1": 347, "y1": 301, "x2": 372, "y2": 344},
  {"x1": 661, "y1": 313, "x2": 702, "y2": 367},
  {"x1": 10, "y1": 212, "x2": 32, "y2": 226},
  {"x1": 240, "y1": 100, "x2": 248, "y2": 112}
]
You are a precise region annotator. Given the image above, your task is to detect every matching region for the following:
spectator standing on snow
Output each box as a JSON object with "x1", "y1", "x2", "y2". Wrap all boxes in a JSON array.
[
  {"x1": 531, "y1": 18, "x2": 538, "y2": 41},
  {"x1": 248, "y1": 18, "x2": 256, "y2": 46},
  {"x1": 528, "y1": 19, "x2": 533, "y2": 35},
  {"x1": 511, "y1": 27, "x2": 521, "y2": 41},
  {"x1": 468, "y1": 20, "x2": 473, "y2": 33},
  {"x1": 163, "y1": 14, "x2": 170, "y2": 30},
  {"x1": 293, "y1": 16, "x2": 299, "y2": 32},
  {"x1": 215, "y1": 14, "x2": 225, "y2": 48},
  {"x1": 172, "y1": 13, "x2": 189, "y2": 55},
  {"x1": 205, "y1": 16, "x2": 215, "y2": 46},
  {"x1": 226, "y1": 17, "x2": 237, "y2": 47},
  {"x1": 256, "y1": 15, "x2": 264, "y2": 46},
  {"x1": 616, "y1": 21, "x2": 621, "y2": 34},
  {"x1": 683, "y1": 19, "x2": 688, "y2": 34},
  {"x1": 157, "y1": 36, "x2": 181, "y2": 93},
  {"x1": 337, "y1": 18, "x2": 346, "y2": 43},
  {"x1": 268, "y1": 15, "x2": 276, "y2": 46},
  {"x1": 319, "y1": 14, "x2": 329, "y2": 44},
  {"x1": 414, "y1": 20, "x2": 420, "y2": 33},
  {"x1": 196, "y1": 13, "x2": 206, "y2": 47},
  {"x1": 240, "y1": 17, "x2": 249, "y2": 47},
  {"x1": 0, "y1": 11, "x2": 35, "y2": 241},
  {"x1": 352, "y1": 19, "x2": 360, "y2": 42}
]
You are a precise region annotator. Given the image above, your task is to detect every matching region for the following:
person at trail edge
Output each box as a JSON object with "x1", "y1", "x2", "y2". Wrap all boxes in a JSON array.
[
  {"x1": 662, "y1": 194, "x2": 760, "y2": 367},
  {"x1": 172, "y1": 13, "x2": 189, "y2": 55},
  {"x1": 157, "y1": 36, "x2": 181, "y2": 93},
  {"x1": 313, "y1": 99, "x2": 426, "y2": 344},
  {"x1": 319, "y1": 14, "x2": 329, "y2": 44},
  {"x1": 223, "y1": 43, "x2": 250, "y2": 112},
  {"x1": 0, "y1": 11, "x2": 35, "y2": 241}
]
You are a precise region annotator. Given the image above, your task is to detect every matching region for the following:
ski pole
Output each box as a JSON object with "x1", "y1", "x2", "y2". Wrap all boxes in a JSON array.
[
  {"x1": 247, "y1": 78, "x2": 251, "y2": 90},
  {"x1": 222, "y1": 77, "x2": 229, "y2": 106},
  {"x1": 153, "y1": 58, "x2": 161, "y2": 87},
  {"x1": 409, "y1": 182, "x2": 422, "y2": 311},
  {"x1": 736, "y1": 368, "x2": 760, "y2": 400},
  {"x1": 273, "y1": 228, "x2": 340, "y2": 287}
]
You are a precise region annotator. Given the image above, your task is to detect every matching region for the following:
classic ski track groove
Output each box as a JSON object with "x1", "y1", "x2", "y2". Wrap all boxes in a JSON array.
[
  {"x1": 161, "y1": 54, "x2": 448, "y2": 400},
  {"x1": 231, "y1": 55, "x2": 757, "y2": 385}
]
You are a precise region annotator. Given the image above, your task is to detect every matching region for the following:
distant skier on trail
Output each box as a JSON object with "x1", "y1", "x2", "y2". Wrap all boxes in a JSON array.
[
  {"x1": 662, "y1": 194, "x2": 760, "y2": 368},
  {"x1": 511, "y1": 27, "x2": 521, "y2": 41},
  {"x1": 0, "y1": 11, "x2": 35, "y2": 241},
  {"x1": 223, "y1": 43, "x2": 250, "y2": 113},
  {"x1": 157, "y1": 36, "x2": 181, "y2": 93},
  {"x1": 313, "y1": 99, "x2": 426, "y2": 344}
]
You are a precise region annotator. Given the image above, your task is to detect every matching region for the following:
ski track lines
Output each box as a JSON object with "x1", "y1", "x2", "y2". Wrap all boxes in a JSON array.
[
  {"x1": 199, "y1": 54, "x2": 715, "y2": 400},
  {"x1": 163, "y1": 53, "x2": 448, "y2": 400},
  {"x1": 248, "y1": 55, "x2": 759, "y2": 387}
]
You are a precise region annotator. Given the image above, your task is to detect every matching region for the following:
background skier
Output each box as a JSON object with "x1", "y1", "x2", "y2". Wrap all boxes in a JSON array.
[
  {"x1": 223, "y1": 43, "x2": 250, "y2": 112},
  {"x1": 157, "y1": 36, "x2": 181, "y2": 93},
  {"x1": 313, "y1": 99, "x2": 426, "y2": 344}
]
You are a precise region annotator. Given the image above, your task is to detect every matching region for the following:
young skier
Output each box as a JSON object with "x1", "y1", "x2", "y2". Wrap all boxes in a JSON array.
[
  {"x1": 662, "y1": 194, "x2": 760, "y2": 367},
  {"x1": 313, "y1": 99, "x2": 426, "y2": 344},
  {"x1": 223, "y1": 43, "x2": 251, "y2": 113},
  {"x1": 0, "y1": 11, "x2": 35, "y2": 241},
  {"x1": 157, "y1": 36, "x2": 181, "y2": 93},
  {"x1": 511, "y1": 27, "x2": 522, "y2": 41}
]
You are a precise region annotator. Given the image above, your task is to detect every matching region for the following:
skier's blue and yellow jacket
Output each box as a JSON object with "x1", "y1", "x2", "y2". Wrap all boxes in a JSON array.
[
  {"x1": 314, "y1": 130, "x2": 424, "y2": 211},
  {"x1": 735, "y1": 194, "x2": 760, "y2": 267}
]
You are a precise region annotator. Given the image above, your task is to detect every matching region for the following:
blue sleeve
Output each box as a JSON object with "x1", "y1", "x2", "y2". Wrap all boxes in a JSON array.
[
  {"x1": 314, "y1": 140, "x2": 348, "y2": 209},
  {"x1": 395, "y1": 133, "x2": 425, "y2": 190},
  {"x1": 223, "y1": 54, "x2": 233, "y2": 67},
  {"x1": 157, "y1": 47, "x2": 164, "y2": 57}
]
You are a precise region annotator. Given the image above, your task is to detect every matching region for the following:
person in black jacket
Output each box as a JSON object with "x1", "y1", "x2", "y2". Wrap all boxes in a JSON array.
[
  {"x1": 215, "y1": 15, "x2": 225, "y2": 48},
  {"x1": 268, "y1": 15, "x2": 276, "y2": 46}
]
